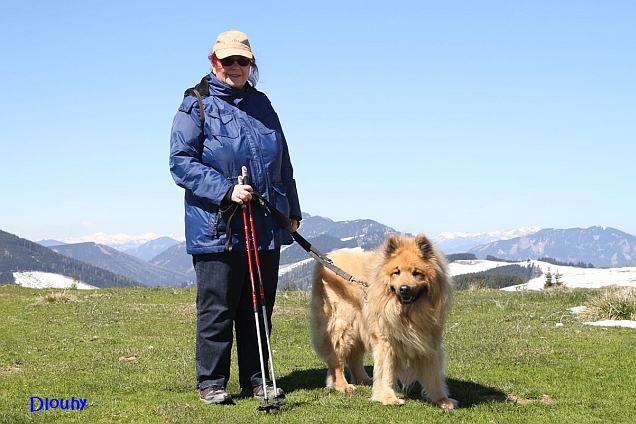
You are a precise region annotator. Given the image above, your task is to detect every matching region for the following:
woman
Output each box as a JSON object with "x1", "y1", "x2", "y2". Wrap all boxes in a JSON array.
[{"x1": 170, "y1": 29, "x2": 302, "y2": 405}]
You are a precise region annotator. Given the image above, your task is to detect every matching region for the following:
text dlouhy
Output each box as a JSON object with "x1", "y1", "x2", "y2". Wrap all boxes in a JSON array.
[{"x1": 29, "y1": 396, "x2": 87, "y2": 413}]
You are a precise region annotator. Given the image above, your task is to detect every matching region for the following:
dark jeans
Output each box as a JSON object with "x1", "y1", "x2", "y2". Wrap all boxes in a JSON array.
[{"x1": 193, "y1": 249, "x2": 280, "y2": 391}]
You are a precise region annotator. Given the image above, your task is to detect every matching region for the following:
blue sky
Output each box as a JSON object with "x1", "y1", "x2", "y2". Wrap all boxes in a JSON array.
[{"x1": 1, "y1": 0, "x2": 635, "y2": 242}]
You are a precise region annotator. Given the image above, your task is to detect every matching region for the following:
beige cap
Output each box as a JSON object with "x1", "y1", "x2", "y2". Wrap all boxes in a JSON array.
[{"x1": 212, "y1": 30, "x2": 253, "y2": 59}]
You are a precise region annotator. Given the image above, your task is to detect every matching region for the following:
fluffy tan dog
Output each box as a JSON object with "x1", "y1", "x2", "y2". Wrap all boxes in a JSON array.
[{"x1": 310, "y1": 234, "x2": 455, "y2": 408}]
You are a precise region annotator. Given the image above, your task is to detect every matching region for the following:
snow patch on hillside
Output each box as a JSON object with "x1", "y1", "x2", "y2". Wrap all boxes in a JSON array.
[
  {"x1": 500, "y1": 261, "x2": 636, "y2": 291},
  {"x1": 337, "y1": 247, "x2": 364, "y2": 253},
  {"x1": 13, "y1": 272, "x2": 98, "y2": 290},
  {"x1": 279, "y1": 258, "x2": 314, "y2": 276},
  {"x1": 583, "y1": 320, "x2": 636, "y2": 329},
  {"x1": 280, "y1": 244, "x2": 293, "y2": 253},
  {"x1": 448, "y1": 260, "x2": 513, "y2": 276},
  {"x1": 568, "y1": 305, "x2": 636, "y2": 329},
  {"x1": 278, "y1": 247, "x2": 365, "y2": 278}
]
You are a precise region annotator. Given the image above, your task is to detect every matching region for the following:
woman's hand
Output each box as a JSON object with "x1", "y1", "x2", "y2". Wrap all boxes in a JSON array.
[
  {"x1": 231, "y1": 184, "x2": 253, "y2": 204},
  {"x1": 289, "y1": 218, "x2": 299, "y2": 233}
]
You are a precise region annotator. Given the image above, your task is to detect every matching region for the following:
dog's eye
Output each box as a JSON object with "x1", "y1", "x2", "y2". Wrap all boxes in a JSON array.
[
  {"x1": 391, "y1": 269, "x2": 400, "y2": 276},
  {"x1": 412, "y1": 270, "x2": 424, "y2": 278}
]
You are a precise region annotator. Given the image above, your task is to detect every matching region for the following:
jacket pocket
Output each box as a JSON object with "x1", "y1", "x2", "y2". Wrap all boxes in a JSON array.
[
  {"x1": 209, "y1": 202, "x2": 236, "y2": 238},
  {"x1": 256, "y1": 123, "x2": 283, "y2": 173},
  {"x1": 258, "y1": 123, "x2": 279, "y2": 144},
  {"x1": 271, "y1": 184, "x2": 290, "y2": 219},
  {"x1": 207, "y1": 112, "x2": 239, "y2": 139},
  {"x1": 202, "y1": 113, "x2": 239, "y2": 170},
  {"x1": 257, "y1": 122, "x2": 276, "y2": 136}
]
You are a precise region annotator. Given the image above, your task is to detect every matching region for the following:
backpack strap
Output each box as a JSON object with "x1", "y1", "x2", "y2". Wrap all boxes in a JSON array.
[
  {"x1": 183, "y1": 75, "x2": 211, "y2": 126},
  {"x1": 190, "y1": 89, "x2": 205, "y2": 126}
]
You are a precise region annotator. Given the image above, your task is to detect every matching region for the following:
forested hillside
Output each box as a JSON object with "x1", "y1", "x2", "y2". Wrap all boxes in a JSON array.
[{"x1": 0, "y1": 230, "x2": 140, "y2": 288}]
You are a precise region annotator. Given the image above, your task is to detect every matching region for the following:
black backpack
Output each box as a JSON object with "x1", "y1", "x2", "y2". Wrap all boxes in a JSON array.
[{"x1": 184, "y1": 76, "x2": 210, "y2": 125}]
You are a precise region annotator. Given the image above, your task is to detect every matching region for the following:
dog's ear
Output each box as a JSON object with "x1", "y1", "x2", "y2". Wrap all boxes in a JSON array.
[
  {"x1": 415, "y1": 234, "x2": 434, "y2": 259},
  {"x1": 384, "y1": 234, "x2": 401, "y2": 257}
]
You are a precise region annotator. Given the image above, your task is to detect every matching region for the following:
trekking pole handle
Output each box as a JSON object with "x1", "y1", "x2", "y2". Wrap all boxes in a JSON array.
[
  {"x1": 238, "y1": 167, "x2": 248, "y2": 208},
  {"x1": 241, "y1": 166, "x2": 249, "y2": 186}
]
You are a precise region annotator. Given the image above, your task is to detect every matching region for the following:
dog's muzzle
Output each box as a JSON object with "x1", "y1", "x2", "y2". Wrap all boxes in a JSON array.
[{"x1": 396, "y1": 284, "x2": 428, "y2": 304}]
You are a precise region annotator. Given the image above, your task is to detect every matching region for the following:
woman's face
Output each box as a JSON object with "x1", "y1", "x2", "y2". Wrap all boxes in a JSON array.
[{"x1": 212, "y1": 55, "x2": 251, "y2": 89}]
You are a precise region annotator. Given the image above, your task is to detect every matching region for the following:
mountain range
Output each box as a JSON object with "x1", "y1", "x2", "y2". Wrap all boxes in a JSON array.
[
  {"x1": 433, "y1": 227, "x2": 542, "y2": 253},
  {"x1": 276, "y1": 214, "x2": 400, "y2": 289},
  {"x1": 49, "y1": 242, "x2": 191, "y2": 287},
  {"x1": 37, "y1": 239, "x2": 67, "y2": 247},
  {"x1": 469, "y1": 226, "x2": 636, "y2": 267},
  {"x1": 0, "y1": 230, "x2": 139, "y2": 288},
  {"x1": 280, "y1": 214, "x2": 400, "y2": 265},
  {"x1": 149, "y1": 242, "x2": 196, "y2": 281},
  {"x1": 144, "y1": 213, "x2": 400, "y2": 288},
  {"x1": 123, "y1": 236, "x2": 180, "y2": 261},
  {"x1": 3, "y1": 219, "x2": 636, "y2": 289}
]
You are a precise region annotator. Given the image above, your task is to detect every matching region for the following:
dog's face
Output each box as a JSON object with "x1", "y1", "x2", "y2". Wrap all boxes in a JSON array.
[{"x1": 380, "y1": 234, "x2": 443, "y2": 305}]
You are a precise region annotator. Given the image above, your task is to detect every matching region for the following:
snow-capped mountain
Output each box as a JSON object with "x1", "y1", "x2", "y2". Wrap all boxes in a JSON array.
[
  {"x1": 64, "y1": 232, "x2": 184, "y2": 252},
  {"x1": 434, "y1": 226, "x2": 542, "y2": 253},
  {"x1": 280, "y1": 213, "x2": 400, "y2": 266},
  {"x1": 469, "y1": 226, "x2": 636, "y2": 267},
  {"x1": 124, "y1": 237, "x2": 180, "y2": 261},
  {"x1": 16, "y1": 223, "x2": 636, "y2": 289}
]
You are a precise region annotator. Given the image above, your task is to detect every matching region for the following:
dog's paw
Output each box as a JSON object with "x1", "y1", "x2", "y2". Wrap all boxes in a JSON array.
[
  {"x1": 372, "y1": 394, "x2": 405, "y2": 406},
  {"x1": 334, "y1": 383, "x2": 357, "y2": 393},
  {"x1": 435, "y1": 397, "x2": 458, "y2": 411},
  {"x1": 383, "y1": 396, "x2": 405, "y2": 406}
]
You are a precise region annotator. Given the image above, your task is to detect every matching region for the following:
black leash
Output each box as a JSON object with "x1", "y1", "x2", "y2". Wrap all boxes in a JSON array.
[{"x1": 250, "y1": 191, "x2": 368, "y2": 288}]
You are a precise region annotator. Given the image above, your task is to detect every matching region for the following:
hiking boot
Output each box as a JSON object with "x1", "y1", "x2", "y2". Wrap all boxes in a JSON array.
[
  {"x1": 251, "y1": 384, "x2": 285, "y2": 401},
  {"x1": 199, "y1": 386, "x2": 233, "y2": 404}
]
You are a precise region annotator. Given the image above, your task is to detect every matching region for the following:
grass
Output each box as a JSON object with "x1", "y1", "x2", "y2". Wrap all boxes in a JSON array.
[
  {"x1": 1, "y1": 285, "x2": 635, "y2": 423},
  {"x1": 581, "y1": 287, "x2": 636, "y2": 321},
  {"x1": 34, "y1": 290, "x2": 79, "y2": 305}
]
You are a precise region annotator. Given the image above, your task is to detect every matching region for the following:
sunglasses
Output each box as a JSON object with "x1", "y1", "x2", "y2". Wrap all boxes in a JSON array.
[{"x1": 219, "y1": 56, "x2": 251, "y2": 67}]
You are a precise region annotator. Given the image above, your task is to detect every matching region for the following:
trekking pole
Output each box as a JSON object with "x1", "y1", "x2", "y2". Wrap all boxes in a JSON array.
[
  {"x1": 239, "y1": 169, "x2": 271, "y2": 411},
  {"x1": 246, "y1": 183, "x2": 283, "y2": 408},
  {"x1": 239, "y1": 166, "x2": 283, "y2": 412}
]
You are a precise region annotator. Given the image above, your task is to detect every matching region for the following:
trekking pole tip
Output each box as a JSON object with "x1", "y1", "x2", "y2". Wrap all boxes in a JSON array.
[{"x1": 257, "y1": 400, "x2": 286, "y2": 413}]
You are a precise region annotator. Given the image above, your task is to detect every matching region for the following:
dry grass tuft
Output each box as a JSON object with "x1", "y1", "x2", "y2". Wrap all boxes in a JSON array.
[
  {"x1": 543, "y1": 286, "x2": 574, "y2": 296},
  {"x1": 506, "y1": 394, "x2": 556, "y2": 405},
  {"x1": 0, "y1": 367, "x2": 21, "y2": 376},
  {"x1": 36, "y1": 291, "x2": 79, "y2": 305},
  {"x1": 581, "y1": 287, "x2": 636, "y2": 321}
]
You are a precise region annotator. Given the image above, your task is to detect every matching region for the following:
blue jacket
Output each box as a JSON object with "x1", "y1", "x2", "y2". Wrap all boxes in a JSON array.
[{"x1": 170, "y1": 74, "x2": 302, "y2": 254}]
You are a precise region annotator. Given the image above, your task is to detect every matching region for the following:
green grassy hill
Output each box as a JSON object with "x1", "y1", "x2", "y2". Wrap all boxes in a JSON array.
[{"x1": 1, "y1": 286, "x2": 634, "y2": 423}]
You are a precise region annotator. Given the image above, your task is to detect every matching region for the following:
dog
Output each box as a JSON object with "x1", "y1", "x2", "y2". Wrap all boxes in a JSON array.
[{"x1": 309, "y1": 234, "x2": 455, "y2": 408}]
